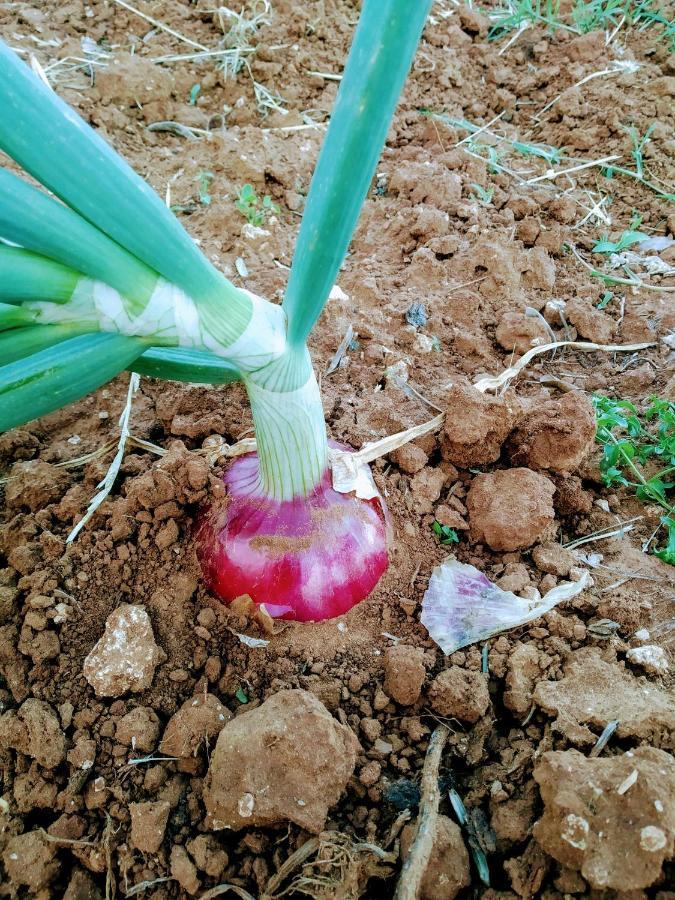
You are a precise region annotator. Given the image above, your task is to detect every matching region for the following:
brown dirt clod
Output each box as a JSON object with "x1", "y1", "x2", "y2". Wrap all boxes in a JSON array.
[
  {"x1": 400, "y1": 814, "x2": 471, "y2": 900},
  {"x1": 442, "y1": 381, "x2": 520, "y2": 467},
  {"x1": 383, "y1": 644, "x2": 427, "y2": 706},
  {"x1": 83, "y1": 604, "x2": 165, "y2": 698},
  {"x1": 467, "y1": 468, "x2": 556, "y2": 551},
  {"x1": 427, "y1": 666, "x2": 490, "y2": 723},
  {"x1": 203, "y1": 689, "x2": 359, "y2": 833},
  {"x1": 534, "y1": 746, "x2": 675, "y2": 890},
  {"x1": 507, "y1": 392, "x2": 597, "y2": 475}
]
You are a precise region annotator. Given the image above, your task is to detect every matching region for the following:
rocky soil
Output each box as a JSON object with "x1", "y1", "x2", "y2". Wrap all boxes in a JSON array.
[{"x1": 0, "y1": 1, "x2": 674, "y2": 898}]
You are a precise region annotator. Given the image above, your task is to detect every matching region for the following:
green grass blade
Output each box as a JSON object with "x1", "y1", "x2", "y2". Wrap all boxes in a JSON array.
[
  {"x1": 0, "y1": 169, "x2": 157, "y2": 304},
  {"x1": 282, "y1": 0, "x2": 432, "y2": 346},
  {"x1": 0, "y1": 246, "x2": 79, "y2": 304},
  {"x1": 131, "y1": 346, "x2": 241, "y2": 384},
  {"x1": 0, "y1": 324, "x2": 89, "y2": 366},
  {"x1": 0, "y1": 333, "x2": 146, "y2": 432},
  {"x1": 0, "y1": 39, "x2": 234, "y2": 306}
]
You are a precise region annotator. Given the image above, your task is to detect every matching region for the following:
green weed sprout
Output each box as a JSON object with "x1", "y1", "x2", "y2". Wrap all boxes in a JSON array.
[
  {"x1": 593, "y1": 395, "x2": 675, "y2": 564},
  {"x1": 235, "y1": 183, "x2": 280, "y2": 226}
]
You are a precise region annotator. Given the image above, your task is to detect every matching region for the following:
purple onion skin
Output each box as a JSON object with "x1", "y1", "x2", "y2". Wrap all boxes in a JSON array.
[{"x1": 195, "y1": 452, "x2": 389, "y2": 622}]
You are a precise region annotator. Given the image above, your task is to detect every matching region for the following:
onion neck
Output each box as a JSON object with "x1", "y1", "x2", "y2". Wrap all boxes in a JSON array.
[{"x1": 245, "y1": 347, "x2": 328, "y2": 501}]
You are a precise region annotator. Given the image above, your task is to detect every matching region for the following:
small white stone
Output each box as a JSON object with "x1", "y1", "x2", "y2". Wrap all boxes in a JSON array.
[
  {"x1": 561, "y1": 813, "x2": 589, "y2": 850},
  {"x1": 626, "y1": 645, "x2": 668, "y2": 676},
  {"x1": 640, "y1": 825, "x2": 667, "y2": 852}
]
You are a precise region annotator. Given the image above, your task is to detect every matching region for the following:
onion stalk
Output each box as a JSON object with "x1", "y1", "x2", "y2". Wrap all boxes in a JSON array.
[{"x1": 0, "y1": 0, "x2": 432, "y2": 620}]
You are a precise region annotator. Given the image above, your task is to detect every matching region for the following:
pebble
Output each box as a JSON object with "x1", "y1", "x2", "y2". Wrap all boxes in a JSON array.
[
  {"x1": 160, "y1": 693, "x2": 231, "y2": 758},
  {"x1": 626, "y1": 645, "x2": 669, "y2": 676},
  {"x1": 83, "y1": 605, "x2": 165, "y2": 698},
  {"x1": 129, "y1": 801, "x2": 171, "y2": 854},
  {"x1": 383, "y1": 645, "x2": 426, "y2": 706}
]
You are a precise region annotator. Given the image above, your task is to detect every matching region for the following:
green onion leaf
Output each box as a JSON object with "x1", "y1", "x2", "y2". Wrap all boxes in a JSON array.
[
  {"x1": 0, "y1": 40, "x2": 230, "y2": 307},
  {"x1": 0, "y1": 325, "x2": 90, "y2": 366},
  {"x1": 0, "y1": 301, "x2": 35, "y2": 331},
  {"x1": 0, "y1": 246, "x2": 79, "y2": 304},
  {"x1": 131, "y1": 346, "x2": 241, "y2": 384},
  {"x1": 283, "y1": 0, "x2": 433, "y2": 346},
  {"x1": 0, "y1": 169, "x2": 157, "y2": 305},
  {"x1": 0, "y1": 332, "x2": 145, "y2": 431}
]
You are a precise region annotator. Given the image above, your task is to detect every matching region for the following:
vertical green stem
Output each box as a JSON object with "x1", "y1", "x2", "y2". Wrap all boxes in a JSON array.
[{"x1": 283, "y1": 0, "x2": 432, "y2": 347}]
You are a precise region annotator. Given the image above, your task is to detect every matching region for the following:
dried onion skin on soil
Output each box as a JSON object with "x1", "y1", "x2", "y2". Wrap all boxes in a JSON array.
[{"x1": 195, "y1": 451, "x2": 389, "y2": 621}]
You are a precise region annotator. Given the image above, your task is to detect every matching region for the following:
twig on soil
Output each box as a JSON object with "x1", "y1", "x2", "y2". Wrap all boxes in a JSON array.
[
  {"x1": 67, "y1": 373, "x2": 140, "y2": 544},
  {"x1": 563, "y1": 517, "x2": 643, "y2": 550},
  {"x1": 589, "y1": 720, "x2": 620, "y2": 757},
  {"x1": 147, "y1": 121, "x2": 202, "y2": 141},
  {"x1": 568, "y1": 244, "x2": 675, "y2": 292},
  {"x1": 261, "y1": 837, "x2": 320, "y2": 899},
  {"x1": 393, "y1": 724, "x2": 449, "y2": 900},
  {"x1": 125, "y1": 878, "x2": 174, "y2": 897},
  {"x1": 306, "y1": 69, "x2": 343, "y2": 81},
  {"x1": 326, "y1": 324, "x2": 355, "y2": 376},
  {"x1": 111, "y1": 0, "x2": 209, "y2": 51},
  {"x1": 534, "y1": 61, "x2": 640, "y2": 119},
  {"x1": 525, "y1": 155, "x2": 621, "y2": 185},
  {"x1": 41, "y1": 829, "x2": 97, "y2": 846},
  {"x1": 472, "y1": 339, "x2": 656, "y2": 394},
  {"x1": 389, "y1": 374, "x2": 445, "y2": 413},
  {"x1": 150, "y1": 48, "x2": 255, "y2": 64}
]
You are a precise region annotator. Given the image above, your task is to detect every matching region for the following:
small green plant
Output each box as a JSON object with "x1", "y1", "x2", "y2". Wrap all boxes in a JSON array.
[
  {"x1": 235, "y1": 183, "x2": 280, "y2": 226},
  {"x1": 432, "y1": 521, "x2": 460, "y2": 546},
  {"x1": 597, "y1": 290, "x2": 614, "y2": 309},
  {"x1": 197, "y1": 171, "x2": 214, "y2": 206},
  {"x1": 487, "y1": 0, "x2": 569, "y2": 40},
  {"x1": 592, "y1": 229, "x2": 649, "y2": 254},
  {"x1": 470, "y1": 183, "x2": 494, "y2": 205},
  {"x1": 593, "y1": 395, "x2": 674, "y2": 564},
  {"x1": 573, "y1": 0, "x2": 675, "y2": 47},
  {"x1": 188, "y1": 82, "x2": 201, "y2": 106}
]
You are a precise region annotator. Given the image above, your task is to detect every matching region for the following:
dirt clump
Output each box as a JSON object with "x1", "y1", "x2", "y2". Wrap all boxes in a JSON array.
[
  {"x1": 503, "y1": 642, "x2": 542, "y2": 717},
  {"x1": 4, "y1": 459, "x2": 70, "y2": 511},
  {"x1": 129, "y1": 800, "x2": 171, "y2": 854},
  {"x1": 507, "y1": 392, "x2": 597, "y2": 474},
  {"x1": 442, "y1": 381, "x2": 520, "y2": 467},
  {"x1": 0, "y1": 697, "x2": 65, "y2": 768},
  {"x1": 427, "y1": 666, "x2": 490, "y2": 723},
  {"x1": 566, "y1": 298, "x2": 616, "y2": 343},
  {"x1": 400, "y1": 814, "x2": 471, "y2": 900},
  {"x1": 532, "y1": 542, "x2": 575, "y2": 577},
  {"x1": 203, "y1": 689, "x2": 359, "y2": 833},
  {"x1": 390, "y1": 443, "x2": 428, "y2": 475},
  {"x1": 534, "y1": 746, "x2": 675, "y2": 890},
  {"x1": 533, "y1": 648, "x2": 675, "y2": 748},
  {"x1": 2, "y1": 830, "x2": 60, "y2": 891},
  {"x1": 115, "y1": 705, "x2": 161, "y2": 752},
  {"x1": 83, "y1": 604, "x2": 165, "y2": 697},
  {"x1": 467, "y1": 468, "x2": 556, "y2": 551},
  {"x1": 626, "y1": 644, "x2": 669, "y2": 676},
  {"x1": 170, "y1": 844, "x2": 200, "y2": 895},
  {"x1": 186, "y1": 835, "x2": 229, "y2": 879},
  {"x1": 495, "y1": 310, "x2": 550, "y2": 353},
  {"x1": 96, "y1": 52, "x2": 174, "y2": 118},
  {"x1": 160, "y1": 692, "x2": 231, "y2": 757},
  {"x1": 383, "y1": 644, "x2": 426, "y2": 705}
]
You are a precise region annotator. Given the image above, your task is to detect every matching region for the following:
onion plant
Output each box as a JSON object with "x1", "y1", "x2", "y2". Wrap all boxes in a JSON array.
[{"x1": 0, "y1": 0, "x2": 432, "y2": 621}]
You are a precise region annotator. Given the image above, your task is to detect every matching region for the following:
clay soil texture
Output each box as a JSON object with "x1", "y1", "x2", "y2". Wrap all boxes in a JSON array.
[{"x1": 1, "y1": 1, "x2": 674, "y2": 899}]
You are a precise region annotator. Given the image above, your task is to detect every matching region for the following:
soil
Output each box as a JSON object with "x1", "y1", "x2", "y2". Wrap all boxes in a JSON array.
[{"x1": 1, "y1": 1, "x2": 674, "y2": 898}]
